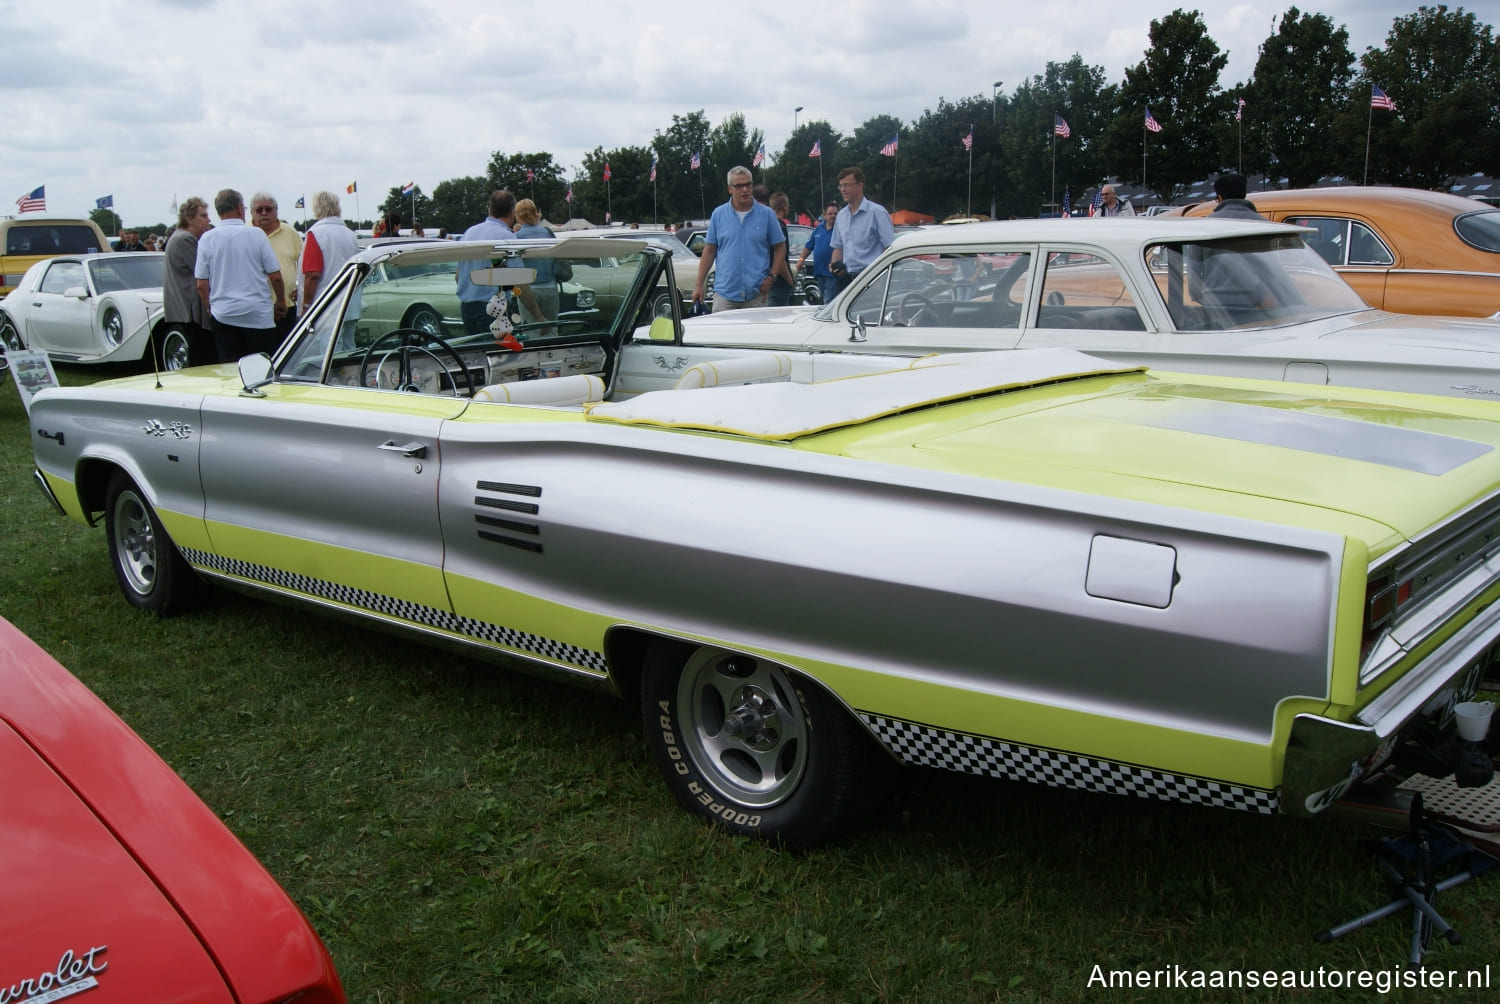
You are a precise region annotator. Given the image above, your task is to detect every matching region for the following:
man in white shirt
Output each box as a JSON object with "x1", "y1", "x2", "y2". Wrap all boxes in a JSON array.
[{"x1": 194, "y1": 189, "x2": 284, "y2": 362}]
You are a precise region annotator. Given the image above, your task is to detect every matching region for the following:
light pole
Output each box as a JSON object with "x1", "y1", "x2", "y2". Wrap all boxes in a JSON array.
[{"x1": 992, "y1": 82, "x2": 1003, "y2": 218}]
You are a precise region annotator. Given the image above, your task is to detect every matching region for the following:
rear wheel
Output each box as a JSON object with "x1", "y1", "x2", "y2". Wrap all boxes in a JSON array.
[
  {"x1": 157, "y1": 326, "x2": 192, "y2": 370},
  {"x1": 104, "y1": 472, "x2": 194, "y2": 616},
  {"x1": 641, "y1": 641, "x2": 868, "y2": 848},
  {"x1": 0, "y1": 312, "x2": 22, "y2": 351}
]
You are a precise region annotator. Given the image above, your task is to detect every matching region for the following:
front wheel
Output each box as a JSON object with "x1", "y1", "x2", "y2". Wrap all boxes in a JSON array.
[
  {"x1": 641, "y1": 641, "x2": 867, "y2": 848},
  {"x1": 104, "y1": 472, "x2": 195, "y2": 616},
  {"x1": 0, "y1": 312, "x2": 23, "y2": 351}
]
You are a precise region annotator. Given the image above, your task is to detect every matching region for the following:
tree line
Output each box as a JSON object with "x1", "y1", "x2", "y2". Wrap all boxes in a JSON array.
[{"x1": 106, "y1": 5, "x2": 1500, "y2": 234}]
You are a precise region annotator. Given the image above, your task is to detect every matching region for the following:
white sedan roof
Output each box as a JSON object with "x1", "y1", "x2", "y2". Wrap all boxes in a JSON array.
[{"x1": 891, "y1": 217, "x2": 1307, "y2": 253}]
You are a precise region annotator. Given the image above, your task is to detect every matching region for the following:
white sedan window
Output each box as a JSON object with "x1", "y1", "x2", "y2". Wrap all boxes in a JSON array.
[
  {"x1": 846, "y1": 252, "x2": 1030, "y2": 329},
  {"x1": 1036, "y1": 253, "x2": 1146, "y2": 330}
]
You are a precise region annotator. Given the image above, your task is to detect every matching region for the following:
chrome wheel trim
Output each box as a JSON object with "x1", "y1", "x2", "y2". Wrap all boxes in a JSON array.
[
  {"x1": 0, "y1": 315, "x2": 22, "y2": 351},
  {"x1": 405, "y1": 306, "x2": 442, "y2": 338},
  {"x1": 675, "y1": 648, "x2": 810, "y2": 809},
  {"x1": 161, "y1": 329, "x2": 191, "y2": 370},
  {"x1": 102, "y1": 307, "x2": 125, "y2": 347}
]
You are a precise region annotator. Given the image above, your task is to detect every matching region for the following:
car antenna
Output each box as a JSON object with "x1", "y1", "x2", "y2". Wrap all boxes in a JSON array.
[{"x1": 147, "y1": 327, "x2": 163, "y2": 389}]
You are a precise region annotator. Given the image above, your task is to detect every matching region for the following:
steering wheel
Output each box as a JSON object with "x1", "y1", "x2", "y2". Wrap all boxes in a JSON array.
[
  {"x1": 358, "y1": 328, "x2": 476, "y2": 397},
  {"x1": 896, "y1": 292, "x2": 935, "y2": 327}
]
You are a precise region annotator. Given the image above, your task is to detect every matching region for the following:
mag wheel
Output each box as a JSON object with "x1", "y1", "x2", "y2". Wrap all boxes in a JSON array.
[
  {"x1": 641, "y1": 641, "x2": 867, "y2": 848},
  {"x1": 104, "y1": 472, "x2": 194, "y2": 616}
]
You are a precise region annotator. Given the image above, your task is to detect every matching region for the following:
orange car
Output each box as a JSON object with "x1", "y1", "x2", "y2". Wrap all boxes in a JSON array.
[{"x1": 1170, "y1": 187, "x2": 1500, "y2": 318}]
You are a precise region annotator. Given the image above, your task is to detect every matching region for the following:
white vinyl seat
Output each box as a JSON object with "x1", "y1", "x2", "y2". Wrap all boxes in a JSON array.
[
  {"x1": 674, "y1": 353, "x2": 793, "y2": 390},
  {"x1": 472, "y1": 373, "x2": 605, "y2": 406}
]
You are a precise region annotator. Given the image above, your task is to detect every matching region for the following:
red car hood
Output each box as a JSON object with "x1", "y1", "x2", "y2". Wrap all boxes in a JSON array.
[
  {"x1": 0, "y1": 620, "x2": 342, "y2": 1004},
  {"x1": 0, "y1": 724, "x2": 232, "y2": 1002}
]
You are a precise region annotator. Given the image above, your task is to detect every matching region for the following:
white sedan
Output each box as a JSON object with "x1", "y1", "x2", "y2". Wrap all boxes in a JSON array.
[
  {"x1": 0, "y1": 252, "x2": 177, "y2": 367},
  {"x1": 657, "y1": 217, "x2": 1500, "y2": 401}
]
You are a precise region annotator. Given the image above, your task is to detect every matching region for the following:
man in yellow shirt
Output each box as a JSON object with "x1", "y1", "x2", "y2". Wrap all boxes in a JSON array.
[{"x1": 250, "y1": 192, "x2": 303, "y2": 344}]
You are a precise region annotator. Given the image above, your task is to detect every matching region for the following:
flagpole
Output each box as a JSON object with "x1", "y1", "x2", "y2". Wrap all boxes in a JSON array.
[
  {"x1": 1363, "y1": 99, "x2": 1373, "y2": 186},
  {"x1": 1142, "y1": 117, "x2": 1148, "y2": 195},
  {"x1": 819, "y1": 141, "x2": 824, "y2": 208},
  {"x1": 1050, "y1": 128, "x2": 1057, "y2": 213},
  {"x1": 967, "y1": 139, "x2": 973, "y2": 217}
]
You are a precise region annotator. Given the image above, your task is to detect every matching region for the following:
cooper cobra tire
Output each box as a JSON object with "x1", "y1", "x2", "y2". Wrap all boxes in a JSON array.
[
  {"x1": 104, "y1": 471, "x2": 195, "y2": 616},
  {"x1": 641, "y1": 640, "x2": 867, "y2": 848}
]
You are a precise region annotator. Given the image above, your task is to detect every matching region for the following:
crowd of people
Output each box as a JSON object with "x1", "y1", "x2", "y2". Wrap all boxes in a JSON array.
[{"x1": 157, "y1": 159, "x2": 1195, "y2": 368}]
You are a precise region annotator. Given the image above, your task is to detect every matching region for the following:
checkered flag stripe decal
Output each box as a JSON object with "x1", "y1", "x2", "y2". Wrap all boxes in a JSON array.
[
  {"x1": 182, "y1": 548, "x2": 607, "y2": 674},
  {"x1": 862, "y1": 714, "x2": 1278, "y2": 814}
]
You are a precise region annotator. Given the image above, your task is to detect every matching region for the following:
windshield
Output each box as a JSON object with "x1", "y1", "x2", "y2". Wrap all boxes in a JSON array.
[
  {"x1": 89, "y1": 255, "x2": 164, "y2": 292},
  {"x1": 278, "y1": 241, "x2": 669, "y2": 391},
  {"x1": 1147, "y1": 235, "x2": 1369, "y2": 331}
]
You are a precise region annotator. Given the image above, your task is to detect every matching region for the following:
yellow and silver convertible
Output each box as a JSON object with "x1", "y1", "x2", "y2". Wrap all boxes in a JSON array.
[{"x1": 28, "y1": 237, "x2": 1500, "y2": 846}]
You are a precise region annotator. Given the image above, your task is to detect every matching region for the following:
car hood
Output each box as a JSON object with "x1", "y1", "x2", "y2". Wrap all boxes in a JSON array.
[{"x1": 0, "y1": 721, "x2": 233, "y2": 1001}]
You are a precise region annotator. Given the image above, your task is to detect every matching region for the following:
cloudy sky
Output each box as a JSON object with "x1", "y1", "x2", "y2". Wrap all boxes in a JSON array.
[{"x1": 2, "y1": 0, "x2": 1418, "y2": 225}]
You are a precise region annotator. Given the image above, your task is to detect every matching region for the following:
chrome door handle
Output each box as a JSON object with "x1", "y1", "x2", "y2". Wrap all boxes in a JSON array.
[{"x1": 378, "y1": 440, "x2": 427, "y2": 458}]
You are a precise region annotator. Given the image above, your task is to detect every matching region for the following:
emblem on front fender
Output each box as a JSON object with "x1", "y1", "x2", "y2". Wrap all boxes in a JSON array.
[{"x1": 142, "y1": 419, "x2": 193, "y2": 439}]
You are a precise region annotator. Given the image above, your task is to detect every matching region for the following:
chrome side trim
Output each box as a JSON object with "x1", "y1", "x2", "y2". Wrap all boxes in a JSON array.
[
  {"x1": 31, "y1": 468, "x2": 66, "y2": 517},
  {"x1": 1358, "y1": 598, "x2": 1500, "y2": 733}
]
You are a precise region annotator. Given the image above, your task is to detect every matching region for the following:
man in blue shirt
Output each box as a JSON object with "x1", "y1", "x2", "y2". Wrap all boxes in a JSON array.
[
  {"x1": 830, "y1": 167, "x2": 894, "y2": 288},
  {"x1": 692, "y1": 166, "x2": 791, "y2": 312},
  {"x1": 457, "y1": 190, "x2": 520, "y2": 335},
  {"x1": 793, "y1": 202, "x2": 840, "y2": 304}
]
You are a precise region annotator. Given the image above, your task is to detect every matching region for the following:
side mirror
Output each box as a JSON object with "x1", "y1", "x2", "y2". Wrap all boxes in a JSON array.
[
  {"x1": 647, "y1": 316, "x2": 675, "y2": 342},
  {"x1": 63, "y1": 286, "x2": 88, "y2": 300},
  {"x1": 848, "y1": 316, "x2": 867, "y2": 343},
  {"x1": 238, "y1": 353, "x2": 274, "y2": 395}
]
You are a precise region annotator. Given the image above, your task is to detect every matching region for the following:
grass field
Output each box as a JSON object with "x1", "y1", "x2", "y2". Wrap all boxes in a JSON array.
[{"x1": 2, "y1": 362, "x2": 1497, "y2": 1002}]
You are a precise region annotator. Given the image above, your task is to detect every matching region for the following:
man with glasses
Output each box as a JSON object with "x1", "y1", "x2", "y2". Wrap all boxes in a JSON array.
[
  {"x1": 692, "y1": 166, "x2": 791, "y2": 312},
  {"x1": 794, "y1": 202, "x2": 841, "y2": 305},
  {"x1": 829, "y1": 167, "x2": 894, "y2": 290},
  {"x1": 250, "y1": 192, "x2": 303, "y2": 341}
]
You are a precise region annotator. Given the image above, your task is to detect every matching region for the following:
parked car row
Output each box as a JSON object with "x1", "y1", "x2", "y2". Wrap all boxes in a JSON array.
[{"x1": 25, "y1": 230, "x2": 1499, "y2": 853}]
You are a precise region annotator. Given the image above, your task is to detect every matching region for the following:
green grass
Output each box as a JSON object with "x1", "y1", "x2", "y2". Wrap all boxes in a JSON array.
[{"x1": 2, "y1": 365, "x2": 1497, "y2": 1003}]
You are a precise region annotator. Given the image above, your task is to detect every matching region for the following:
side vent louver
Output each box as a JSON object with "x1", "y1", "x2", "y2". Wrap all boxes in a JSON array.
[{"x1": 475, "y1": 481, "x2": 544, "y2": 553}]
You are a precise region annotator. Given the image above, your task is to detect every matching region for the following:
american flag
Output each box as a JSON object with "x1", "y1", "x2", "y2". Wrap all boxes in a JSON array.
[
  {"x1": 690, "y1": 152, "x2": 701, "y2": 170},
  {"x1": 961, "y1": 125, "x2": 973, "y2": 151},
  {"x1": 1144, "y1": 107, "x2": 1163, "y2": 133},
  {"x1": 1087, "y1": 190, "x2": 1103, "y2": 217},
  {"x1": 752, "y1": 142, "x2": 766, "y2": 168},
  {"x1": 1053, "y1": 115, "x2": 1070, "y2": 139},
  {"x1": 602, "y1": 163, "x2": 611, "y2": 181},
  {"x1": 1371, "y1": 85, "x2": 1397, "y2": 111},
  {"x1": 1235, "y1": 97, "x2": 1245, "y2": 122},
  {"x1": 809, "y1": 139, "x2": 821, "y2": 158},
  {"x1": 649, "y1": 157, "x2": 657, "y2": 183},
  {"x1": 565, "y1": 187, "x2": 573, "y2": 203},
  {"x1": 879, "y1": 133, "x2": 898, "y2": 157},
  {"x1": 16, "y1": 186, "x2": 45, "y2": 213}
]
